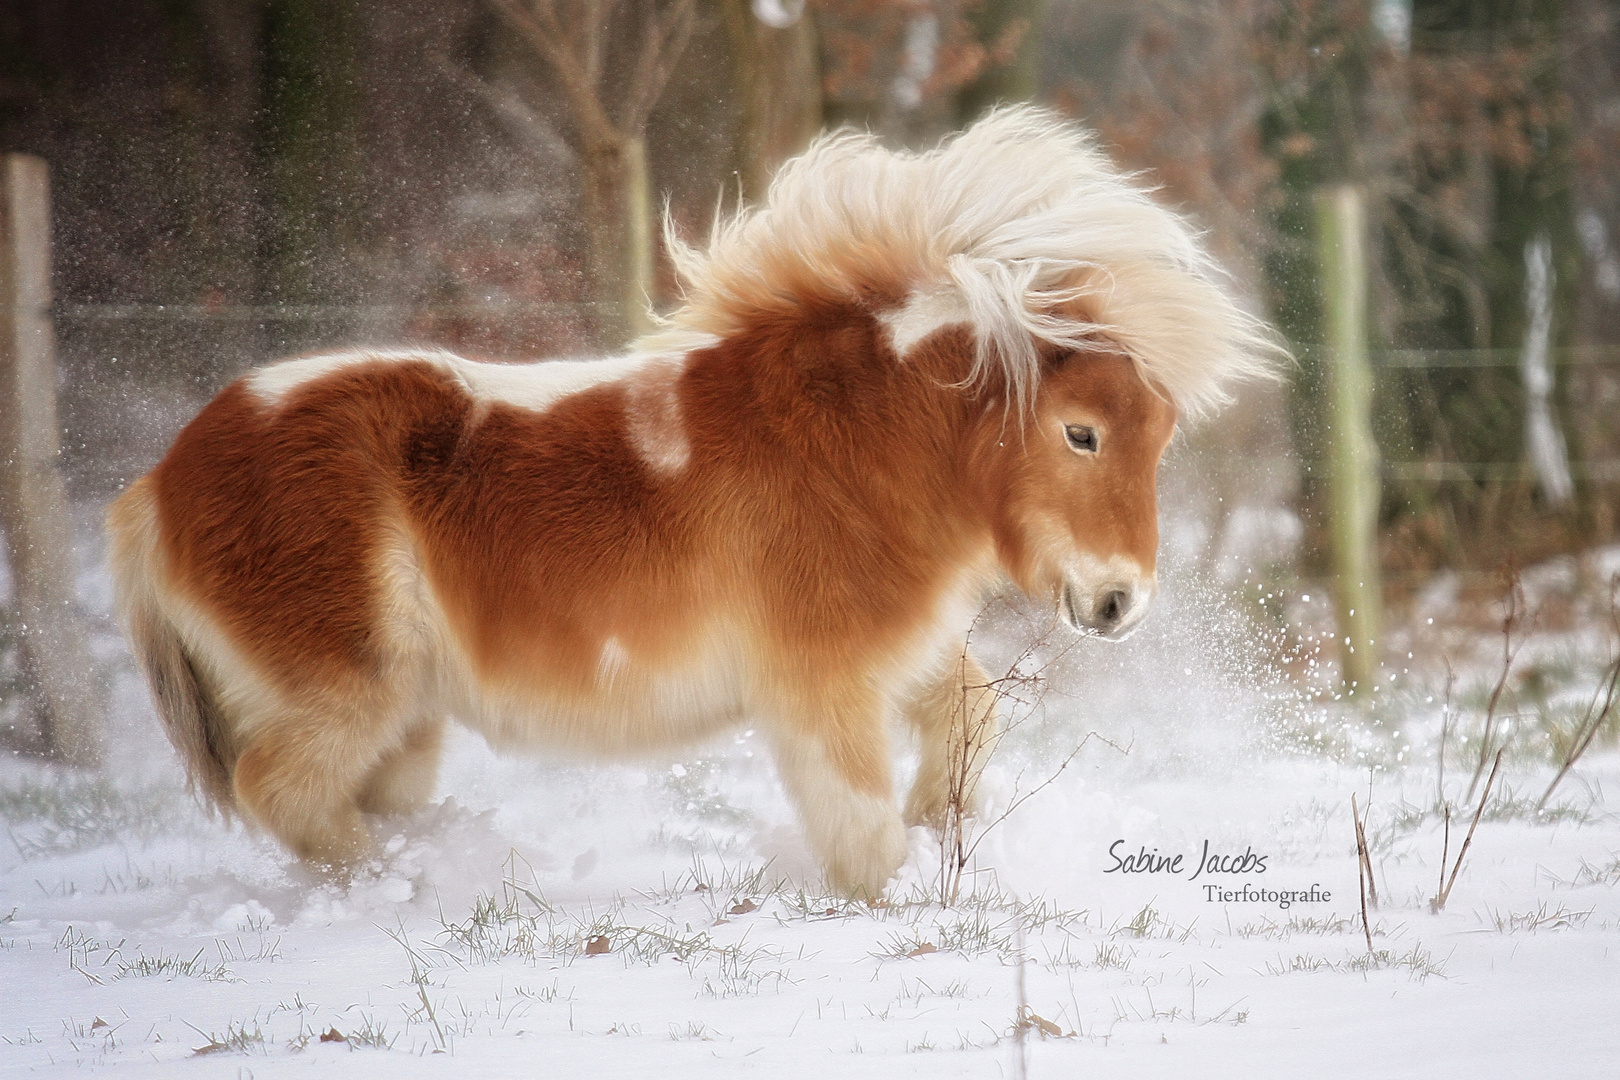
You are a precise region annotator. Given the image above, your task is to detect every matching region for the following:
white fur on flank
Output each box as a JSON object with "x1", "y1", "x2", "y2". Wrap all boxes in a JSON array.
[
  {"x1": 596, "y1": 637, "x2": 632, "y2": 683},
  {"x1": 246, "y1": 349, "x2": 458, "y2": 405},
  {"x1": 623, "y1": 357, "x2": 693, "y2": 473},
  {"x1": 471, "y1": 621, "x2": 753, "y2": 756},
  {"x1": 652, "y1": 105, "x2": 1278, "y2": 417},
  {"x1": 246, "y1": 347, "x2": 656, "y2": 414},
  {"x1": 244, "y1": 347, "x2": 703, "y2": 477}
]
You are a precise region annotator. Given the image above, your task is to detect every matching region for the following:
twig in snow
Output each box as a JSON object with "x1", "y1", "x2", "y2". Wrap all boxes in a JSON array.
[
  {"x1": 1538, "y1": 574, "x2": 1620, "y2": 811},
  {"x1": 1012, "y1": 922, "x2": 1028, "y2": 1080},
  {"x1": 1432, "y1": 748, "x2": 1504, "y2": 913},
  {"x1": 1466, "y1": 567, "x2": 1529, "y2": 804},
  {"x1": 1362, "y1": 773, "x2": 1380, "y2": 908},
  {"x1": 1437, "y1": 658, "x2": 1456, "y2": 806},
  {"x1": 1351, "y1": 792, "x2": 1374, "y2": 953},
  {"x1": 934, "y1": 606, "x2": 1128, "y2": 905},
  {"x1": 1435, "y1": 804, "x2": 1450, "y2": 909}
]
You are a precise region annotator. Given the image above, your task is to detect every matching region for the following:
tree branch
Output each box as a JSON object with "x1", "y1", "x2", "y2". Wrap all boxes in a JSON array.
[
  {"x1": 625, "y1": 0, "x2": 697, "y2": 131},
  {"x1": 489, "y1": 0, "x2": 619, "y2": 141},
  {"x1": 431, "y1": 53, "x2": 576, "y2": 165}
]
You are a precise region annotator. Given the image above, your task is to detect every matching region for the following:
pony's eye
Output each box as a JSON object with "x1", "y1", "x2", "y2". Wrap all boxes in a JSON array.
[{"x1": 1064, "y1": 424, "x2": 1099, "y2": 453}]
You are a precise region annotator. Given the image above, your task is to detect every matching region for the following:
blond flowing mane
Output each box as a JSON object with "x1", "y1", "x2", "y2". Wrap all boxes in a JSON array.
[{"x1": 650, "y1": 105, "x2": 1277, "y2": 417}]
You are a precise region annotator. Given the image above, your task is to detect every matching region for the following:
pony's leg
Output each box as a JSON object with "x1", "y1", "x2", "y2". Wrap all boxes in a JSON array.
[
  {"x1": 232, "y1": 707, "x2": 389, "y2": 873},
  {"x1": 770, "y1": 699, "x2": 906, "y2": 898},
  {"x1": 356, "y1": 718, "x2": 446, "y2": 815},
  {"x1": 902, "y1": 652, "x2": 1000, "y2": 832}
]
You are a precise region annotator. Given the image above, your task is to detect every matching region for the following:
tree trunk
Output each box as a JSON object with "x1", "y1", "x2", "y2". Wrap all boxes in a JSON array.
[
  {"x1": 1317, "y1": 184, "x2": 1383, "y2": 694},
  {"x1": 722, "y1": 0, "x2": 822, "y2": 203},
  {"x1": 261, "y1": 0, "x2": 365, "y2": 309},
  {"x1": 578, "y1": 132, "x2": 654, "y2": 346},
  {"x1": 1562, "y1": 0, "x2": 1620, "y2": 543},
  {"x1": 0, "y1": 154, "x2": 103, "y2": 767}
]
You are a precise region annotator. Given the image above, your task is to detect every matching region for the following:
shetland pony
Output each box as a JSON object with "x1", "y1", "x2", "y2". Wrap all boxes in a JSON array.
[{"x1": 108, "y1": 108, "x2": 1270, "y2": 893}]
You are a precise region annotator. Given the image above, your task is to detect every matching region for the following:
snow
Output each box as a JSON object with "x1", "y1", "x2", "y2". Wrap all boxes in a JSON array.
[{"x1": 4, "y1": 548, "x2": 1620, "y2": 1077}]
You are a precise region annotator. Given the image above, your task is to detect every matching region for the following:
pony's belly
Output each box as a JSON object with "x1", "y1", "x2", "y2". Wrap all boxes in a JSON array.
[{"x1": 459, "y1": 648, "x2": 753, "y2": 756}]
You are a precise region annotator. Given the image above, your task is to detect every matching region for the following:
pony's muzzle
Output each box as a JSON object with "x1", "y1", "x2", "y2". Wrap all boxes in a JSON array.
[{"x1": 1061, "y1": 577, "x2": 1155, "y2": 640}]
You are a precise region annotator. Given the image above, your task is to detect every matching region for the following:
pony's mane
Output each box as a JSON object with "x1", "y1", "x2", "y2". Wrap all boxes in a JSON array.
[{"x1": 645, "y1": 105, "x2": 1278, "y2": 417}]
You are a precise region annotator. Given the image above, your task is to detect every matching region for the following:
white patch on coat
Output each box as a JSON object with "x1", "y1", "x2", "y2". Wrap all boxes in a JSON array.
[
  {"x1": 245, "y1": 349, "x2": 450, "y2": 405},
  {"x1": 596, "y1": 637, "x2": 632, "y2": 684},
  {"x1": 245, "y1": 348, "x2": 651, "y2": 416},
  {"x1": 879, "y1": 287, "x2": 972, "y2": 357},
  {"x1": 624, "y1": 358, "x2": 691, "y2": 473},
  {"x1": 444, "y1": 354, "x2": 648, "y2": 414}
]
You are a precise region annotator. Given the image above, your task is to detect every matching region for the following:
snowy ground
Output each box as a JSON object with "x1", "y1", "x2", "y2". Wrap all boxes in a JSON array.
[{"x1": 4, "y1": 548, "x2": 1620, "y2": 1078}]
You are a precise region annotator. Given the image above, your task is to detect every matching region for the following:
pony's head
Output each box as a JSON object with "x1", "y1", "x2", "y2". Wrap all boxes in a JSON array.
[
  {"x1": 977, "y1": 343, "x2": 1178, "y2": 639},
  {"x1": 654, "y1": 106, "x2": 1279, "y2": 638}
]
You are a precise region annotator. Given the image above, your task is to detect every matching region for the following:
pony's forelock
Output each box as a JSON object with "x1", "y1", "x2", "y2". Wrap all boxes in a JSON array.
[{"x1": 645, "y1": 105, "x2": 1280, "y2": 418}]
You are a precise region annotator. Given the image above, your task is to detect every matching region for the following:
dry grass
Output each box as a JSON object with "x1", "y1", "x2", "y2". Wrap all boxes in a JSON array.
[
  {"x1": 1226, "y1": 913, "x2": 1358, "y2": 940},
  {"x1": 1480, "y1": 902, "x2": 1593, "y2": 933},
  {"x1": 115, "y1": 946, "x2": 236, "y2": 982},
  {"x1": 1, "y1": 774, "x2": 184, "y2": 859},
  {"x1": 185, "y1": 1017, "x2": 267, "y2": 1056},
  {"x1": 1261, "y1": 943, "x2": 1446, "y2": 980}
]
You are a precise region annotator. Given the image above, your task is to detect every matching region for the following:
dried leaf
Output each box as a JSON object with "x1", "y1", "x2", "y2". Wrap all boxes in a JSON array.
[
  {"x1": 584, "y1": 934, "x2": 611, "y2": 955},
  {"x1": 906, "y1": 943, "x2": 938, "y2": 958},
  {"x1": 728, "y1": 899, "x2": 757, "y2": 915},
  {"x1": 319, "y1": 1027, "x2": 346, "y2": 1043},
  {"x1": 1021, "y1": 1010, "x2": 1064, "y2": 1038}
]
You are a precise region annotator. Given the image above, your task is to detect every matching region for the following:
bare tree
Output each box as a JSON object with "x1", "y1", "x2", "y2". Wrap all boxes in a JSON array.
[
  {"x1": 720, "y1": 0, "x2": 822, "y2": 203},
  {"x1": 0, "y1": 155, "x2": 103, "y2": 766},
  {"x1": 489, "y1": 0, "x2": 697, "y2": 346},
  {"x1": 815, "y1": 0, "x2": 1012, "y2": 148}
]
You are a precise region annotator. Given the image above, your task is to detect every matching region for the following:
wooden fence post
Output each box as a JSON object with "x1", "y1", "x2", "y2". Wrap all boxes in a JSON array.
[
  {"x1": 0, "y1": 153, "x2": 103, "y2": 766},
  {"x1": 1315, "y1": 183, "x2": 1382, "y2": 694}
]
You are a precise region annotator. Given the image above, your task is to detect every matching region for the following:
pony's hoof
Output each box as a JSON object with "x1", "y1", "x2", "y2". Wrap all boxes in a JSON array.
[{"x1": 824, "y1": 815, "x2": 907, "y2": 898}]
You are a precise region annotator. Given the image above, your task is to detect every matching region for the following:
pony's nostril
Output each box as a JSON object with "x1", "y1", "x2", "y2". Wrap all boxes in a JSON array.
[{"x1": 1098, "y1": 589, "x2": 1129, "y2": 626}]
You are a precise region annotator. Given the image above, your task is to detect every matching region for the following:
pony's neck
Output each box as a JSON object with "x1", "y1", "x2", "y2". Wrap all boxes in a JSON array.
[{"x1": 693, "y1": 301, "x2": 1004, "y2": 554}]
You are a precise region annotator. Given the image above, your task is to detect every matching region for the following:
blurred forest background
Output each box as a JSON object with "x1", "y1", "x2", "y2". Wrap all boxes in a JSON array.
[{"x1": 2, "y1": 0, "x2": 1620, "y2": 758}]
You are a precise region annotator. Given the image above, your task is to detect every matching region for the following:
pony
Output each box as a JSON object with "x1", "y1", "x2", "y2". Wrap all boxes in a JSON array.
[{"x1": 107, "y1": 107, "x2": 1271, "y2": 894}]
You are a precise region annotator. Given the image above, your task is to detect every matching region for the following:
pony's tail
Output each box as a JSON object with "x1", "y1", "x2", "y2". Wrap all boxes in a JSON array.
[{"x1": 107, "y1": 478, "x2": 237, "y2": 817}]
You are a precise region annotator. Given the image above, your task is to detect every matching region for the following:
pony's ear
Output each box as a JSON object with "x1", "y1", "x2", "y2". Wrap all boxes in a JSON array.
[
  {"x1": 1039, "y1": 341, "x2": 1077, "y2": 370},
  {"x1": 1042, "y1": 334, "x2": 1124, "y2": 370}
]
